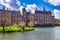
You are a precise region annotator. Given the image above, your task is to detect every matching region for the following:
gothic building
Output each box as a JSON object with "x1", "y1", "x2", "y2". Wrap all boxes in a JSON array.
[{"x1": 0, "y1": 6, "x2": 55, "y2": 26}]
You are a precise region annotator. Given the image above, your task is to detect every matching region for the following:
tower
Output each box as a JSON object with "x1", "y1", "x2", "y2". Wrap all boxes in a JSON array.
[
  {"x1": 22, "y1": 8, "x2": 28, "y2": 26},
  {"x1": 3, "y1": 6, "x2": 5, "y2": 14},
  {"x1": 43, "y1": 7, "x2": 45, "y2": 12},
  {"x1": 22, "y1": 8, "x2": 26, "y2": 15},
  {"x1": 20, "y1": 7, "x2": 26, "y2": 16}
]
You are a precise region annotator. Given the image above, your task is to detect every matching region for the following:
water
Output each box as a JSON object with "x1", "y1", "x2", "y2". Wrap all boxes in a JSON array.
[{"x1": 0, "y1": 26, "x2": 60, "y2": 40}]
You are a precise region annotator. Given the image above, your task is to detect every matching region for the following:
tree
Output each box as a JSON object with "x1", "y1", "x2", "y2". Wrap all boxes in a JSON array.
[
  {"x1": 54, "y1": 19, "x2": 60, "y2": 24},
  {"x1": 13, "y1": 24, "x2": 18, "y2": 27},
  {"x1": 28, "y1": 21, "x2": 34, "y2": 27},
  {"x1": 18, "y1": 21, "x2": 26, "y2": 32},
  {"x1": 18, "y1": 21, "x2": 26, "y2": 27},
  {"x1": 0, "y1": 18, "x2": 7, "y2": 32}
]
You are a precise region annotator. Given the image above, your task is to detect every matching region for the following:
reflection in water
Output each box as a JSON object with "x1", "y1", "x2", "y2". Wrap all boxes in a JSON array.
[
  {"x1": 54, "y1": 27, "x2": 60, "y2": 40},
  {"x1": 0, "y1": 26, "x2": 60, "y2": 40}
]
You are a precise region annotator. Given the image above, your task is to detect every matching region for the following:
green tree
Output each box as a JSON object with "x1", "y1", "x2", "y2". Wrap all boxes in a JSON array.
[
  {"x1": 28, "y1": 21, "x2": 34, "y2": 27},
  {"x1": 0, "y1": 18, "x2": 7, "y2": 32},
  {"x1": 18, "y1": 21, "x2": 26, "y2": 27},
  {"x1": 18, "y1": 21, "x2": 26, "y2": 32},
  {"x1": 13, "y1": 24, "x2": 18, "y2": 27}
]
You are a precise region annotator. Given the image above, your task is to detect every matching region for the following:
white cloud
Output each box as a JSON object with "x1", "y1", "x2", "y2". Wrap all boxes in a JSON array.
[
  {"x1": 19, "y1": 4, "x2": 39, "y2": 14},
  {"x1": 16, "y1": 0, "x2": 21, "y2": 6},
  {"x1": 25, "y1": 4, "x2": 39, "y2": 14},
  {"x1": 44, "y1": 0, "x2": 60, "y2": 6},
  {"x1": 53, "y1": 9, "x2": 60, "y2": 19},
  {"x1": 0, "y1": 0, "x2": 20, "y2": 10},
  {"x1": 5, "y1": 0, "x2": 11, "y2": 3}
]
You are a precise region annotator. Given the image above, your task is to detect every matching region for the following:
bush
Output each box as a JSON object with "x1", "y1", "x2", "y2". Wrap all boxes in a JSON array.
[
  {"x1": 0, "y1": 26, "x2": 34, "y2": 32},
  {"x1": 5, "y1": 27, "x2": 22, "y2": 32}
]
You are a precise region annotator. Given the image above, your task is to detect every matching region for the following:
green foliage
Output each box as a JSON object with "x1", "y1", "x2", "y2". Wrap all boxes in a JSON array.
[
  {"x1": 0, "y1": 26, "x2": 34, "y2": 32},
  {"x1": 28, "y1": 21, "x2": 34, "y2": 27},
  {"x1": 18, "y1": 21, "x2": 26, "y2": 27},
  {"x1": 0, "y1": 27, "x2": 3, "y2": 32},
  {"x1": 13, "y1": 24, "x2": 18, "y2": 27},
  {"x1": 4, "y1": 27, "x2": 22, "y2": 32}
]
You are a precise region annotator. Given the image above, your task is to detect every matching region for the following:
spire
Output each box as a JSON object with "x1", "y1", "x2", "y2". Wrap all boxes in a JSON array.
[
  {"x1": 22, "y1": 8, "x2": 26, "y2": 12},
  {"x1": 3, "y1": 6, "x2": 5, "y2": 14},
  {"x1": 43, "y1": 7, "x2": 45, "y2": 12},
  {"x1": 3, "y1": 6, "x2": 5, "y2": 10},
  {"x1": 49, "y1": 10, "x2": 51, "y2": 13},
  {"x1": 43, "y1": 2, "x2": 46, "y2": 12}
]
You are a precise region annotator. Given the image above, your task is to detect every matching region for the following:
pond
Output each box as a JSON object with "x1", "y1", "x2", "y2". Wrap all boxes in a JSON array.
[{"x1": 0, "y1": 26, "x2": 60, "y2": 40}]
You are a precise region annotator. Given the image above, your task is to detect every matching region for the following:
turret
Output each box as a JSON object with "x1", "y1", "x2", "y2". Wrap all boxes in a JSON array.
[
  {"x1": 22, "y1": 8, "x2": 26, "y2": 15},
  {"x1": 43, "y1": 7, "x2": 45, "y2": 12},
  {"x1": 49, "y1": 10, "x2": 51, "y2": 13},
  {"x1": 3, "y1": 6, "x2": 5, "y2": 14}
]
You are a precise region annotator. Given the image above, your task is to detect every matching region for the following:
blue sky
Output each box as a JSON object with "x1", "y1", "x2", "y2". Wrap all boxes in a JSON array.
[
  {"x1": 0, "y1": 0, "x2": 60, "y2": 10},
  {"x1": 20, "y1": 0, "x2": 60, "y2": 10},
  {"x1": 0, "y1": 0, "x2": 60, "y2": 19}
]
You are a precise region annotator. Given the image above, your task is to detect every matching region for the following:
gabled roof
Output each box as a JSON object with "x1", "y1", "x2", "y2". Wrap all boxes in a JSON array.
[{"x1": 35, "y1": 10, "x2": 51, "y2": 14}]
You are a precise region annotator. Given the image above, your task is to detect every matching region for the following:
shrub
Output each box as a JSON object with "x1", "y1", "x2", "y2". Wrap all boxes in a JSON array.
[{"x1": 0, "y1": 26, "x2": 34, "y2": 32}]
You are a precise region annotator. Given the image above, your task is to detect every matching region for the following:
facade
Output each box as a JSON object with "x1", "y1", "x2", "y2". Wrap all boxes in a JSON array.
[
  {"x1": 0, "y1": 6, "x2": 55, "y2": 26},
  {"x1": 34, "y1": 10, "x2": 54, "y2": 25}
]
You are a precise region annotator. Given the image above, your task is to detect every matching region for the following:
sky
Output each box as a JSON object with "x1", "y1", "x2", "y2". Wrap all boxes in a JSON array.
[{"x1": 0, "y1": 0, "x2": 60, "y2": 19}]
